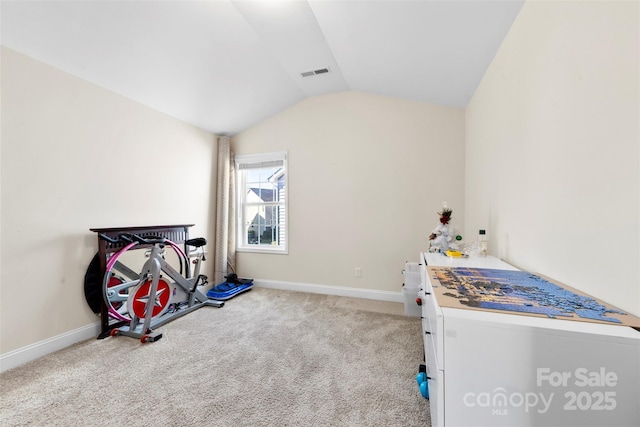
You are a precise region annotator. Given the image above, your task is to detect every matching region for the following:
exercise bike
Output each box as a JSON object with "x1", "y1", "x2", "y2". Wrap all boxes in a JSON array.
[{"x1": 98, "y1": 232, "x2": 223, "y2": 343}]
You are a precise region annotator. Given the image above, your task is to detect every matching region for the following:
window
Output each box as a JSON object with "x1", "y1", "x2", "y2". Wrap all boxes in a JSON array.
[{"x1": 235, "y1": 151, "x2": 287, "y2": 254}]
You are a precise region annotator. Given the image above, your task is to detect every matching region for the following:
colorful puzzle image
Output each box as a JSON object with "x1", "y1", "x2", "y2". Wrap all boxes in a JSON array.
[{"x1": 428, "y1": 267, "x2": 640, "y2": 327}]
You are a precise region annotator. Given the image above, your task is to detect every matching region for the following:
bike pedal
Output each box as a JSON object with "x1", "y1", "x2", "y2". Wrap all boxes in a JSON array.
[{"x1": 191, "y1": 274, "x2": 207, "y2": 292}]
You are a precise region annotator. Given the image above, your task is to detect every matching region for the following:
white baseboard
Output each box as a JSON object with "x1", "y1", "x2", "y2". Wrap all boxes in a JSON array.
[
  {"x1": 1, "y1": 282, "x2": 402, "y2": 373},
  {"x1": 254, "y1": 279, "x2": 404, "y2": 303},
  {"x1": 0, "y1": 322, "x2": 101, "y2": 373}
]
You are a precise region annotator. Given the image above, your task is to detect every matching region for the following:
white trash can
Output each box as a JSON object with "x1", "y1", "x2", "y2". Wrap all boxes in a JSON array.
[{"x1": 402, "y1": 262, "x2": 421, "y2": 317}]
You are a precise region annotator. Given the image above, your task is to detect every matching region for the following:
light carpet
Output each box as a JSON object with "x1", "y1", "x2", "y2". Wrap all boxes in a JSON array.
[{"x1": 1, "y1": 287, "x2": 430, "y2": 426}]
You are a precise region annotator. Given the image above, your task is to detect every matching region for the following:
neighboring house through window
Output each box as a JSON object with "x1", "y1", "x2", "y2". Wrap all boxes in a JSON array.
[{"x1": 235, "y1": 151, "x2": 287, "y2": 254}]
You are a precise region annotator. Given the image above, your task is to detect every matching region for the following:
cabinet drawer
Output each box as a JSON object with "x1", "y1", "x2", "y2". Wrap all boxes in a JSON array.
[
  {"x1": 421, "y1": 283, "x2": 437, "y2": 321},
  {"x1": 423, "y1": 318, "x2": 440, "y2": 373},
  {"x1": 422, "y1": 294, "x2": 444, "y2": 369},
  {"x1": 426, "y1": 365, "x2": 444, "y2": 427}
]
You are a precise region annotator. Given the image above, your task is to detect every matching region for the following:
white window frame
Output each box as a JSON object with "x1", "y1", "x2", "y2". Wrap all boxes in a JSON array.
[{"x1": 235, "y1": 151, "x2": 288, "y2": 254}]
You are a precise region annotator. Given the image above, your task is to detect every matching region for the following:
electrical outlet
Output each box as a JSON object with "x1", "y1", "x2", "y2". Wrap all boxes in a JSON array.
[{"x1": 355, "y1": 267, "x2": 362, "y2": 278}]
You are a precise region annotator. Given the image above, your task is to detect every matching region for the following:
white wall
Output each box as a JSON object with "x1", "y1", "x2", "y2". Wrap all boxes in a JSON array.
[
  {"x1": 0, "y1": 47, "x2": 218, "y2": 355},
  {"x1": 466, "y1": 0, "x2": 639, "y2": 315},
  {"x1": 232, "y1": 91, "x2": 465, "y2": 294}
]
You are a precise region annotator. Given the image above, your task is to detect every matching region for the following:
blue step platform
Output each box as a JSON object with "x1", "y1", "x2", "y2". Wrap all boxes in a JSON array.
[{"x1": 206, "y1": 280, "x2": 254, "y2": 301}]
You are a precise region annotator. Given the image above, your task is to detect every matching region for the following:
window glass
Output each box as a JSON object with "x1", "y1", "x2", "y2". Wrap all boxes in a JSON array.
[{"x1": 235, "y1": 152, "x2": 287, "y2": 253}]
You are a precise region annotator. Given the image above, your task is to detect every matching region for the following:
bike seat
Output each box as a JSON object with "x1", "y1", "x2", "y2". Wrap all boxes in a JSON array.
[{"x1": 186, "y1": 237, "x2": 207, "y2": 247}]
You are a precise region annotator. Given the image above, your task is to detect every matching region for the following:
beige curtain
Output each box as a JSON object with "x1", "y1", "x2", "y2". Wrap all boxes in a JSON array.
[{"x1": 214, "y1": 136, "x2": 236, "y2": 284}]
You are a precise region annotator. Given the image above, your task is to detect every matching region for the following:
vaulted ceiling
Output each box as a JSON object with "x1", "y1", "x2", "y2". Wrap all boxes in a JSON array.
[{"x1": 1, "y1": 0, "x2": 525, "y2": 135}]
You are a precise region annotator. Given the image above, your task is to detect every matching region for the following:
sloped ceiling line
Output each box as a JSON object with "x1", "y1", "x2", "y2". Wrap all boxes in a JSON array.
[{"x1": 1, "y1": 0, "x2": 524, "y2": 135}]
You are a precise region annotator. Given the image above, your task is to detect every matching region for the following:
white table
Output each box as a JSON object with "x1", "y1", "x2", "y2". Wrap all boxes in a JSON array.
[{"x1": 420, "y1": 252, "x2": 640, "y2": 427}]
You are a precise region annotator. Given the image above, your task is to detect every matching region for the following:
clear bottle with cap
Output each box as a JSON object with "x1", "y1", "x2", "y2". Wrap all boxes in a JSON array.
[{"x1": 478, "y1": 229, "x2": 488, "y2": 257}]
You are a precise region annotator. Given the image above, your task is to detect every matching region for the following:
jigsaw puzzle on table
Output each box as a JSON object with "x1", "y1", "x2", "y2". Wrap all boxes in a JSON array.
[{"x1": 428, "y1": 267, "x2": 640, "y2": 327}]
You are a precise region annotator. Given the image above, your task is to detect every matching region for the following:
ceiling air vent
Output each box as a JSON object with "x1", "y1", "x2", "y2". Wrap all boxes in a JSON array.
[{"x1": 301, "y1": 67, "x2": 330, "y2": 78}]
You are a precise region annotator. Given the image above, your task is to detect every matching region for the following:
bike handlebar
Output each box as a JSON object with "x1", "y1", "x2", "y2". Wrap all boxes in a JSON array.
[
  {"x1": 98, "y1": 232, "x2": 166, "y2": 245},
  {"x1": 97, "y1": 233, "x2": 120, "y2": 244},
  {"x1": 122, "y1": 233, "x2": 166, "y2": 245}
]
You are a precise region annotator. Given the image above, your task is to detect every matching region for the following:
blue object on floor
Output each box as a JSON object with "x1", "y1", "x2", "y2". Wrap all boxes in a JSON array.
[
  {"x1": 419, "y1": 380, "x2": 429, "y2": 399},
  {"x1": 206, "y1": 280, "x2": 254, "y2": 301}
]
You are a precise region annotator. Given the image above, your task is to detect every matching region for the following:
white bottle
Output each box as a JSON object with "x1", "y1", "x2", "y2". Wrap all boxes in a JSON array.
[{"x1": 478, "y1": 229, "x2": 488, "y2": 257}]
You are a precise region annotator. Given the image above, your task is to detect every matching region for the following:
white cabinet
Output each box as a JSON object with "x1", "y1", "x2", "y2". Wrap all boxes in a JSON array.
[{"x1": 420, "y1": 252, "x2": 640, "y2": 427}]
